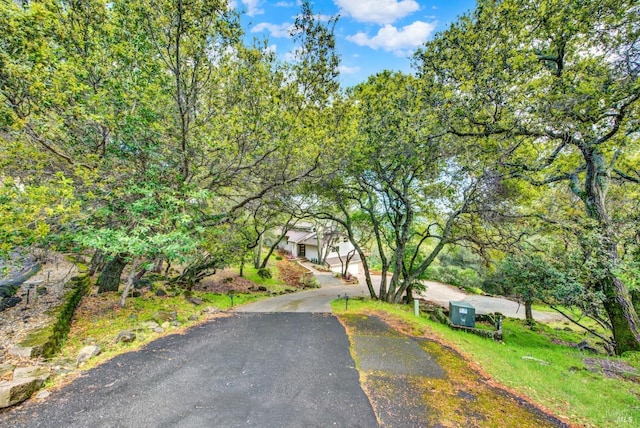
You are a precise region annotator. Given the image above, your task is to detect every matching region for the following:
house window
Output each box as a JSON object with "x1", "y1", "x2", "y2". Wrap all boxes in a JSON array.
[{"x1": 298, "y1": 244, "x2": 306, "y2": 257}]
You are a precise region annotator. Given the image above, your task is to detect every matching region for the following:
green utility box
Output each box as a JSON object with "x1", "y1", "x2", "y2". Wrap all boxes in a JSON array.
[{"x1": 449, "y1": 301, "x2": 475, "y2": 327}]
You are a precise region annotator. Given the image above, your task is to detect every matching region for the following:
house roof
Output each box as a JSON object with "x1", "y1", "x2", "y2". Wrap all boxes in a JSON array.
[{"x1": 286, "y1": 230, "x2": 316, "y2": 244}]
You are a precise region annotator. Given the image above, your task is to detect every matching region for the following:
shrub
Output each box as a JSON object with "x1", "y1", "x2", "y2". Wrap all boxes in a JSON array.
[
  {"x1": 257, "y1": 268, "x2": 272, "y2": 279},
  {"x1": 425, "y1": 265, "x2": 482, "y2": 293},
  {"x1": 275, "y1": 256, "x2": 283, "y2": 261}
]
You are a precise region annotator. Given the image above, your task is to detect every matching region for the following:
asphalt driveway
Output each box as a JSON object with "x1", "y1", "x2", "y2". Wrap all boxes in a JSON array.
[{"x1": 0, "y1": 313, "x2": 377, "y2": 428}]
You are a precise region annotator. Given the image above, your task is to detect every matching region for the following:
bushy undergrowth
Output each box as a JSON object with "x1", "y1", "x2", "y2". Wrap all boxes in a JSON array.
[{"x1": 424, "y1": 265, "x2": 483, "y2": 294}]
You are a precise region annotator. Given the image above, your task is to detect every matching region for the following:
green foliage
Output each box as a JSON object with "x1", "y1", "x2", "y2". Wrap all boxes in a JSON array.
[
  {"x1": 425, "y1": 265, "x2": 483, "y2": 294},
  {"x1": 0, "y1": 173, "x2": 80, "y2": 254},
  {"x1": 256, "y1": 268, "x2": 272, "y2": 279}
]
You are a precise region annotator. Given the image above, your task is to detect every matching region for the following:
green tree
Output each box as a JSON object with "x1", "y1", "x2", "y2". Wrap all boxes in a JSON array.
[
  {"x1": 311, "y1": 72, "x2": 510, "y2": 302},
  {"x1": 416, "y1": 0, "x2": 640, "y2": 353}
]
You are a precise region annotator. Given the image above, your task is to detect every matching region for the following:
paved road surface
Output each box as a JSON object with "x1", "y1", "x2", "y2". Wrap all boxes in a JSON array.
[
  {"x1": 0, "y1": 313, "x2": 378, "y2": 428},
  {"x1": 352, "y1": 270, "x2": 562, "y2": 322},
  {"x1": 236, "y1": 266, "x2": 369, "y2": 313},
  {"x1": 419, "y1": 280, "x2": 563, "y2": 322},
  {"x1": 240, "y1": 262, "x2": 562, "y2": 321}
]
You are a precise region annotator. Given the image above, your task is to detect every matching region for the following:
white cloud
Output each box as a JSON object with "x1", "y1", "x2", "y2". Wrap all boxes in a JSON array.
[
  {"x1": 242, "y1": 0, "x2": 264, "y2": 16},
  {"x1": 335, "y1": 0, "x2": 419, "y2": 25},
  {"x1": 251, "y1": 22, "x2": 294, "y2": 38},
  {"x1": 346, "y1": 21, "x2": 437, "y2": 53},
  {"x1": 275, "y1": 1, "x2": 294, "y2": 6},
  {"x1": 265, "y1": 44, "x2": 277, "y2": 55},
  {"x1": 284, "y1": 47, "x2": 303, "y2": 62},
  {"x1": 339, "y1": 65, "x2": 361, "y2": 74}
]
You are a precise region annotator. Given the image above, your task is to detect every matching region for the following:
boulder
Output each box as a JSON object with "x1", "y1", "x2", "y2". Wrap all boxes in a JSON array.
[
  {"x1": 153, "y1": 327, "x2": 165, "y2": 334},
  {"x1": 36, "y1": 390, "x2": 50, "y2": 400},
  {"x1": 134, "y1": 278, "x2": 152, "y2": 289},
  {"x1": 8, "y1": 345, "x2": 40, "y2": 359},
  {"x1": 161, "y1": 321, "x2": 170, "y2": 329},
  {"x1": 0, "y1": 296, "x2": 22, "y2": 310},
  {"x1": 188, "y1": 297, "x2": 203, "y2": 305},
  {"x1": 153, "y1": 310, "x2": 177, "y2": 323},
  {"x1": 140, "y1": 321, "x2": 159, "y2": 330},
  {"x1": 202, "y1": 306, "x2": 220, "y2": 314},
  {"x1": 0, "y1": 364, "x2": 15, "y2": 377},
  {"x1": 578, "y1": 340, "x2": 599, "y2": 354},
  {"x1": 0, "y1": 377, "x2": 39, "y2": 408},
  {"x1": 115, "y1": 330, "x2": 136, "y2": 344},
  {"x1": 171, "y1": 321, "x2": 181, "y2": 327},
  {"x1": 188, "y1": 314, "x2": 199, "y2": 321},
  {"x1": 77, "y1": 345, "x2": 101, "y2": 364},
  {"x1": 13, "y1": 366, "x2": 50, "y2": 386},
  {"x1": 155, "y1": 288, "x2": 167, "y2": 297}
]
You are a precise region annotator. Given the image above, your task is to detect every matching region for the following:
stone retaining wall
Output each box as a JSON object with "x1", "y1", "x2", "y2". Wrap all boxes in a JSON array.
[{"x1": 10, "y1": 273, "x2": 90, "y2": 359}]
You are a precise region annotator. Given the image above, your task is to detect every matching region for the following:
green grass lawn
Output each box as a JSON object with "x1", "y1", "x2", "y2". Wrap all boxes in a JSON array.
[{"x1": 333, "y1": 299, "x2": 640, "y2": 427}]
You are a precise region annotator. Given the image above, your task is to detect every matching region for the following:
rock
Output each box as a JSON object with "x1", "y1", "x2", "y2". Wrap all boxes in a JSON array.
[
  {"x1": 13, "y1": 367, "x2": 50, "y2": 386},
  {"x1": 171, "y1": 321, "x2": 181, "y2": 327},
  {"x1": 153, "y1": 327, "x2": 165, "y2": 333},
  {"x1": 0, "y1": 377, "x2": 39, "y2": 408},
  {"x1": 2, "y1": 297, "x2": 22, "y2": 310},
  {"x1": 187, "y1": 297, "x2": 203, "y2": 305},
  {"x1": 521, "y1": 356, "x2": 549, "y2": 365},
  {"x1": 131, "y1": 290, "x2": 142, "y2": 298},
  {"x1": 134, "y1": 278, "x2": 152, "y2": 289},
  {"x1": 578, "y1": 340, "x2": 599, "y2": 354},
  {"x1": 0, "y1": 364, "x2": 15, "y2": 377},
  {"x1": 202, "y1": 306, "x2": 220, "y2": 314},
  {"x1": 36, "y1": 390, "x2": 50, "y2": 400},
  {"x1": 155, "y1": 288, "x2": 167, "y2": 297},
  {"x1": 8, "y1": 345, "x2": 39, "y2": 359},
  {"x1": 258, "y1": 286, "x2": 267, "y2": 292},
  {"x1": 83, "y1": 337, "x2": 97, "y2": 345},
  {"x1": 140, "y1": 321, "x2": 159, "y2": 330},
  {"x1": 153, "y1": 310, "x2": 177, "y2": 323},
  {"x1": 77, "y1": 345, "x2": 101, "y2": 364},
  {"x1": 161, "y1": 322, "x2": 170, "y2": 329},
  {"x1": 115, "y1": 330, "x2": 136, "y2": 343},
  {"x1": 188, "y1": 314, "x2": 199, "y2": 321}
]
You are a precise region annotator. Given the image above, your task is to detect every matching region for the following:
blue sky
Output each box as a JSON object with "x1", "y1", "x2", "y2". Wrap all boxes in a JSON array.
[{"x1": 234, "y1": 0, "x2": 477, "y2": 87}]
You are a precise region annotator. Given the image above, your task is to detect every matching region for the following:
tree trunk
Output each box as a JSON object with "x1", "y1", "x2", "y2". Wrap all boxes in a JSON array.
[
  {"x1": 151, "y1": 257, "x2": 164, "y2": 273},
  {"x1": 602, "y1": 274, "x2": 640, "y2": 354},
  {"x1": 89, "y1": 249, "x2": 105, "y2": 276},
  {"x1": 254, "y1": 234, "x2": 263, "y2": 269},
  {"x1": 574, "y1": 146, "x2": 640, "y2": 354},
  {"x1": 405, "y1": 286, "x2": 414, "y2": 304},
  {"x1": 525, "y1": 300, "x2": 533, "y2": 324},
  {"x1": 260, "y1": 227, "x2": 290, "y2": 268},
  {"x1": 631, "y1": 290, "x2": 640, "y2": 317},
  {"x1": 134, "y1": 266, "x2": 147, "y2": 282},
  {"x1": 98, "y1": 255, "x2": 126, "y2": 293},
  {"x1": 120, "y1": 257, "x2": 139, "y2": 307}
]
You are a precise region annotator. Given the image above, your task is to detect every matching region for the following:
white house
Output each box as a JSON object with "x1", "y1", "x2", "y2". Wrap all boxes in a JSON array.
[{"x1": 276, "y1": 223, "x2": 361, "y2": 276}]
